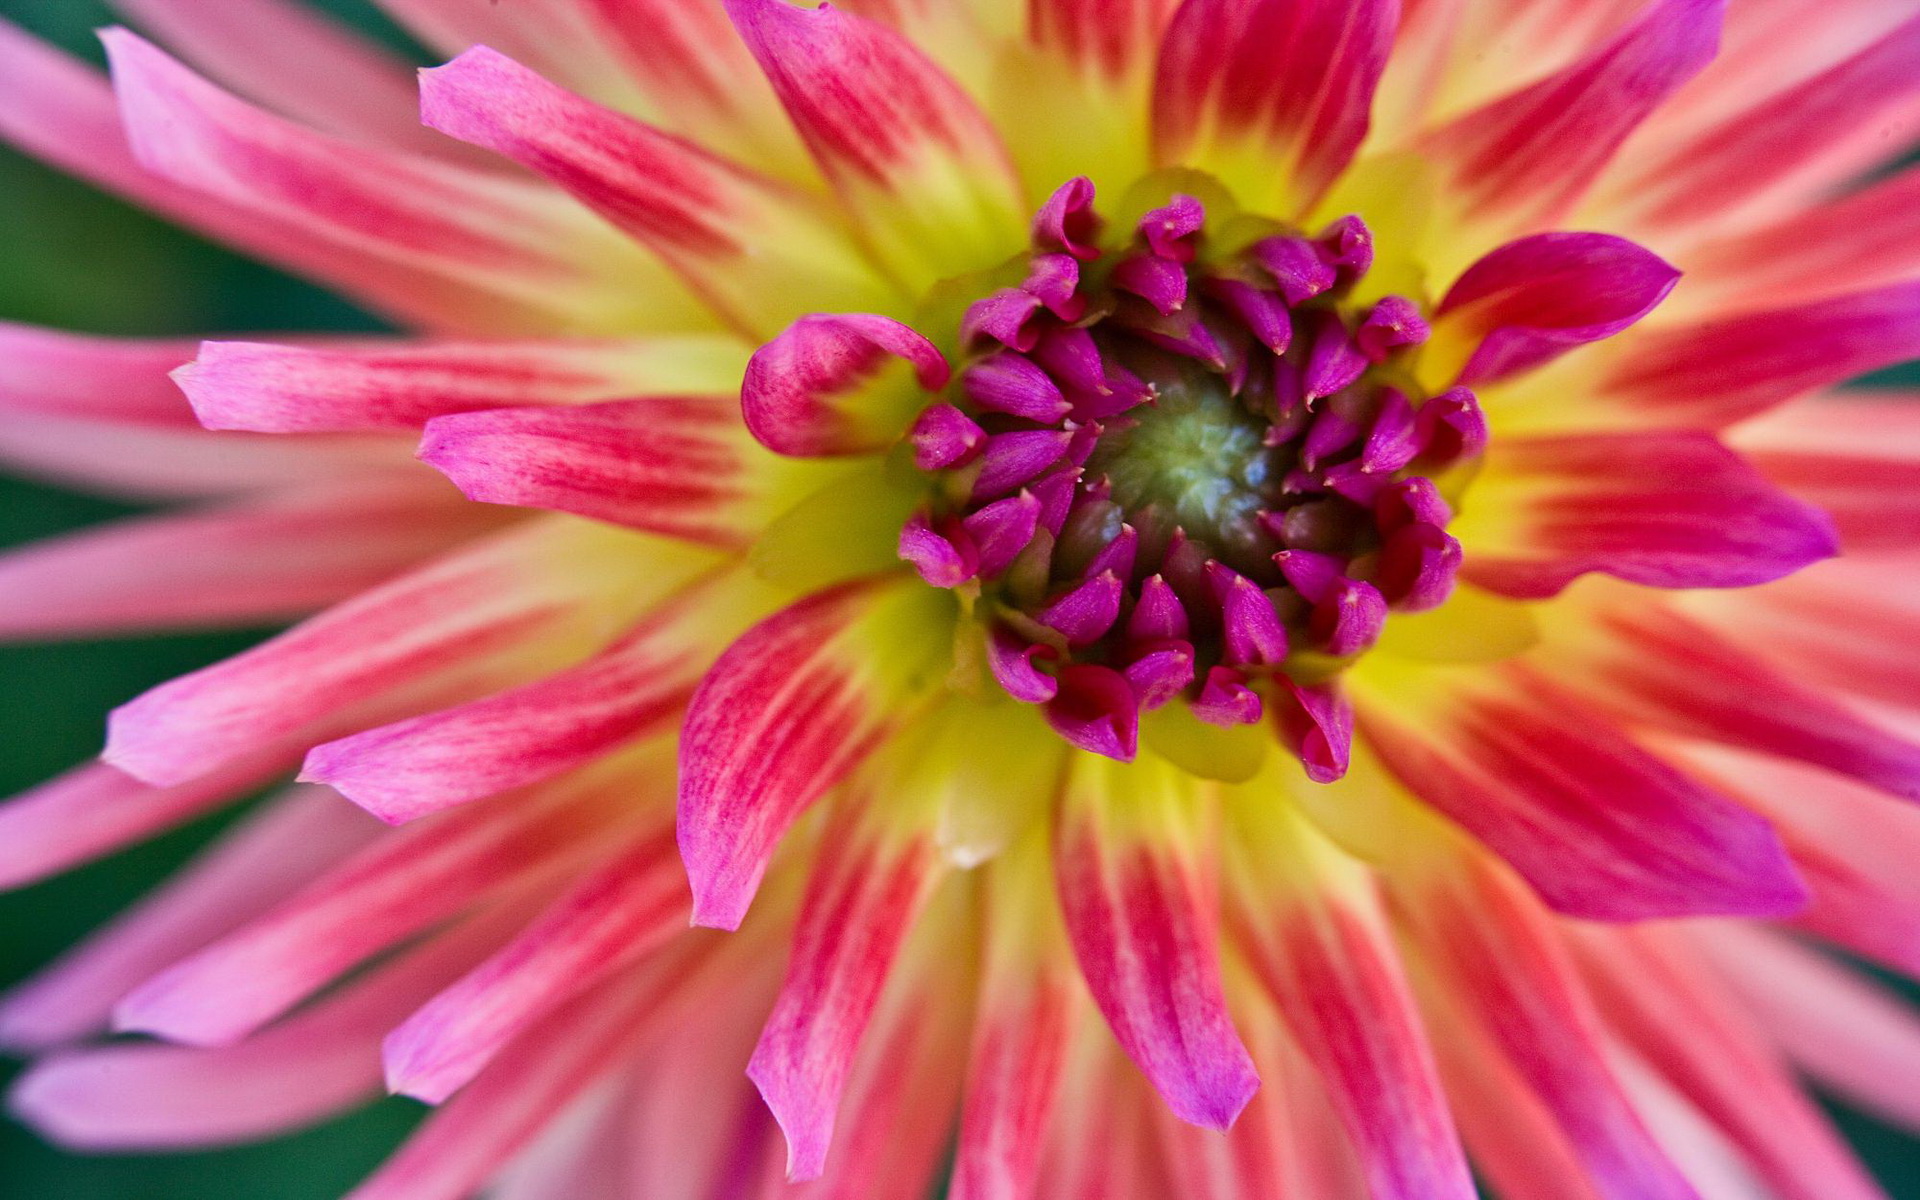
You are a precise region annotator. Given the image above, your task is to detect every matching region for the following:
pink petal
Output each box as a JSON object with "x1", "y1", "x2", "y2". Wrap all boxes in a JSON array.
[
  {"x1": 742, "y1": 313, "x2": 949, "y2": 457},
  {"x1": 1420, "y1": 0, "x2": 1721, "y2": 229},
  {"x1": 419, "y1": 397, "x2": 756, "y2": 544},
  {"x1": 1461, "y1": 431, "x2": 1837, "y2": 599},
  {"x1": 1435, "y1": 232, "x2": 1679, "y2": 384},
  {"x1": 180, "y1": 335, "x2": 744, "y2": 434},
  {"x1": 113, "y1": 771, "x2": 636, "y2": 1047},
  {"x1": 9, "y1": 904, "x2": 505, "y2": 1150},
  {"x1": 105, "y1": 520, "x2": 677, "y2": 788},
  {"x1": 0, "y1": 479, "x2": 504, "y2": 641},
  {"x1": 1153, "y1": 0, "x2": 1397, "y2": 213},
  {"x1": 678, "y1": 583, "x2": 924, "y2": 930},
  {"x1": 1044, "y1": 665, "x2": 1141, "y2": 760},
  {"x1": 1054, "y1": 757, "x2": 1258, "y2": 1132},
  {"x1": 419, "y1": 47, "x2": 883, "y2": 333},
  {"x1": 1388, "y1": 850, "x2": 1698, "y2": 1200},
  {"x1": 0, "y1": 786, "x2": 379, "y2": 1049},
  {"x1": 1030, "y1": 0, "x2": 1181, "y2": 81},
  {"x1": 1598, "y1": 281, "x2": 1920, "y2": 428},
  {"x1": 723, "y1": 0, "x2": 1025, "y2": 283},
  {"x1": 1356, "y1": 667, "x2": 1809, "y2": 921},
  {"x1": 748, "y1": 808, "x2": 940, "y2": 1180},
  {"x1": 384, "y1": 829, "x2": 689, "y2": 1103},
  {"x1": 0, "y1": 322, "x2": 199, "y2": 425},
  {"x1": 102, "y1": 28, "x2": 681, "y2": 335},
  {"x1": 302, "y1": 572, "x2": 734, "y2": 824}
]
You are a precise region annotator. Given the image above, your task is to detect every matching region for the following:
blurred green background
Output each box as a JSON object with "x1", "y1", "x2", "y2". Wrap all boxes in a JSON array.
[{"x1": 0, "y1": 1, "x2": 1916, "y2": 1196}]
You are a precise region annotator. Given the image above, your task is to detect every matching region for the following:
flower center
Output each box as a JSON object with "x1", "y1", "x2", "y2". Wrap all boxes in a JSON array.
[{"x1": 895, "y1": 177, "x2": 1487, "y2": 763}]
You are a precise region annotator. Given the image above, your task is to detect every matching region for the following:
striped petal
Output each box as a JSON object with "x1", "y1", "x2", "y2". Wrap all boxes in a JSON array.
[
  {"x1": 419, "y1": 398, "x2": 765, "y2": 544},
  {"x1": 419, "y1": 48, "x2": 891, "y2": 335},
  {"x1": 1350, "y1": 660, "x2": 1809, "y2": 920},
  {"x1": 1153, "y1": 0, "x2": 1398, "y2": 217},
  {"x1": 724, "y1": 0, "x2": 1028, "y2": 288},
  {"x1": 1457, "y1": 431, "x2": 1837, "y2": 599},
  {"x1": 677, "y1": 580, "x2": 946, "y2": 930},
  {"x1": 0, "y1": 322, "x2": 199, "y2": 425},
  {"x1": 1053, "y1": 754, "x2": 1259, "y2": 1132},
  {"x1": 179, "y1": 336, "x2": 747, "y2": 434},
  {"x1": 742, "y1": 313, "x2": 949, "y2": 457}
]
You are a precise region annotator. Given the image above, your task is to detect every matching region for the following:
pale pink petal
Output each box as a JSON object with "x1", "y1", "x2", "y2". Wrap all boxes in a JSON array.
[
  {"x1": 8, "y1": 905, "x2": 507, "y2": 1150},
  {"x1": 383, "y1": 828, "x2": 688, "y2": 1103},
  {"x1": 0, "y1": 478, "x2": 505, "y2": 641},
  {"x1": 0, "y1": 786, "x2": 379, "y2": 1048},
  {"x1": 102, "y1": 28, "x2": 697, "y2": 335},
  {"x1": 0, "y1": 323, "x2": 199, "y2": 425},
  {"x1": 179, "y1": 335, "x2": 746, "y2": 434}
]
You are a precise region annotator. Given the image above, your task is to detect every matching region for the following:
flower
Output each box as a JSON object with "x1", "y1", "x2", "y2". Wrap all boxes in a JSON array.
[{"x1": 2, "y1": 0, "x2": 1920, "y2": 1196}]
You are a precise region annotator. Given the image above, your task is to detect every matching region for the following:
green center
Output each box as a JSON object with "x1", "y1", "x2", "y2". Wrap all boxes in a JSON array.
[{"x1": 1090, "y1": 371, "x2": 1275, "y2": 553}]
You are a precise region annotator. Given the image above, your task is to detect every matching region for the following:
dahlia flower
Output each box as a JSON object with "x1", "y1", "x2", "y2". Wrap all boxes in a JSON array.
[{"x1": 2, "y1": 0, "x2": 1920, "y2": 1195}]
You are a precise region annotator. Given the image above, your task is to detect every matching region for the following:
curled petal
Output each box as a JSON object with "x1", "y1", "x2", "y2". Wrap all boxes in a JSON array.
[{"x1": 743, "y1": 313, "x2": 948, "y2": 457}]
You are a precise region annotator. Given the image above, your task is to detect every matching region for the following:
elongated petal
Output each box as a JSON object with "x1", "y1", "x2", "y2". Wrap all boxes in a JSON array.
[
  {"x1": 419, "y1": 398, "x2": 761, "y2": 544},
  {"x1": 1457, "y1": 431, "x2": 1836, "y2": 599},
  {"x1": 303, "y1": 568, "x2": 760, "y2": 824},
  {"x1": 384, "y1": 829, "x2": 688, "y2": 1103},
  {"x1": 724, "y1": 0, "x2": 1028, "y2": 287},
  {"x1": 112, "y1": 0, "x2": 456, "y2": 159},
  {"x1": 1351, "y1": 661, "x2": 1808, "y2": 920},
  {"x1": 742, "y1": 313, "x2": 948, "y2": 457},
  {"x1": 419, "y1": 48, "x2": 890, "y2": 334},
  {"x1": 1556, "y1": 603, "x2": 1920, "y2": 802},
  {"x1": 1430, "y1": 233, "x2": 1679, "y2": 384},
  {"x1": 105, "y1": 520, "x2": 711, "y2": 787},
  {"x1": 10, "y1": 905, "x2": 502, "y2": 1149},
  {"x1": 1597, "y1": 282, "x2": 1920, "y2": 428},
  {"x1": 113, "y1": 764, "x2": 640, "y2": 1047},
  {"x1": 0, "y1": 323, "x2": 199, "y2": 425},
  {"x1": 1420, "y1": 0, "x2": 1720, "y2": 232},
  {"x1": 1223, "y1": 800, "x2": 1475, "y2": 1200},
  {"x1": 0, "y1": 787, "x2": 378, "y2": 1048},
  {"x1": 1388, "y1": 849, "x2": 1698, "y2": 1200},
  {"x1": 180, "y1": 336, "x2": 747, "y2": 434},
  {"x1": 0, "y1": 479, "x2": 503, "y2": 641},
  {"x1": 102, "y1": 29, "x2": 700, "y2": 335},
  {"x1": 1054, "y1": 755, "x2": 1258, "y2": 1132},
  {"x1": 1153, "y1": 0, "x2": 1398, "y2": 216},
  {"x1": 749, "y1": 804, "x2": 941, "y2": 1180},
  {"x1": 1030, "y1": 0, "x2": 1179, "y2": 82},
  {"x1": 678, "y1": 581, "x2": 945, "y2": 929}
]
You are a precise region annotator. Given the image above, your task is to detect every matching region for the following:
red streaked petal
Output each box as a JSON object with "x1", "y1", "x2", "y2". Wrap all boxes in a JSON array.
[
  {"x1": 1030, "y1": 0, "x2": 1180, "y2": 82},
  {"x1": 678, "y1": 581, "x2": 943, "y2": 930},
  {"x1": 1223, "y1": 802, "x2": 1475, "y2": 1200},
  {"x1": 742, "y1": 313, "x2": 949, "y2": 457},
  {"x1": 1153, "y1": 0, "x2": 1398, "y2": 216},
  {"x1": 1388, "y1": 848, "x2": 1698, "y2": 1200},
  {"x1": 419, "y1": 397, "x2": 760, "y2": 545},
  {"x1": 102, "y1": 28, "x2": 695, "y2": 335},
  {"x1": 302, "y1": 567, "x2": 756, "y2": 825},
  {"x1": 111, "y1": 764, "x2": 641, "y2": 1048},
  {"x1": 180, "y1": 335, "x2": 746, "y2": 434},
  {"x1": 0, "y1": 786, "x2": 379, "y2": 1049},
  {"x1": 419, "y1": 47, "x2": 888, "y2": 334},
  {"x1": 0, "y1": 479, "x2": 504, "y2": 642},
  {"x1": 723, "y1": 0, "x2": 1027, "y2": 286},
  {"x1": 9, "y1": 904, "x2": 504, "y2": 1150},
  {"x1": 1460, "y1": 431, "x2": 1837, "y2": 599},
  {"x1": 383, "y1": 829, "x2": 688, "y2": 1103},
  {"x1": 1420, "y1": 0, "x2": 1720, "y2": 231},
  {"x1": 1597, "y1": 281, "x2": 1920, "y2": 428},
  {"x1": 1053, "y1": 754, "x2": 1258, "y2": 1132},
  {"x1": 1352, "y1": 662, "x2": 1809, "y2": 921},
  {"x1": 749, "y1": 802, "x2": 942, "y2": 1181},
  {"x1": 1432, "y1": 232, "x2": 1679, "y2": 384},
  {"x1": 105, "y1": 520, "x2": 710, "y2": 788}
]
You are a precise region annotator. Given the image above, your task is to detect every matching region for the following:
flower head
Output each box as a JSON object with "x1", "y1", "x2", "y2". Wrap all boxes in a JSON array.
[{"x1": 1, "y1": 0, "x2": 1919, "y2": 1197}]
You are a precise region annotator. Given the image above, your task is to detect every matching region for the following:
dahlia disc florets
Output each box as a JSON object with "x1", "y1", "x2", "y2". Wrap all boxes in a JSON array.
[{"x1": 893, "y1": 178, "x2": 1484, "y2": 769}]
